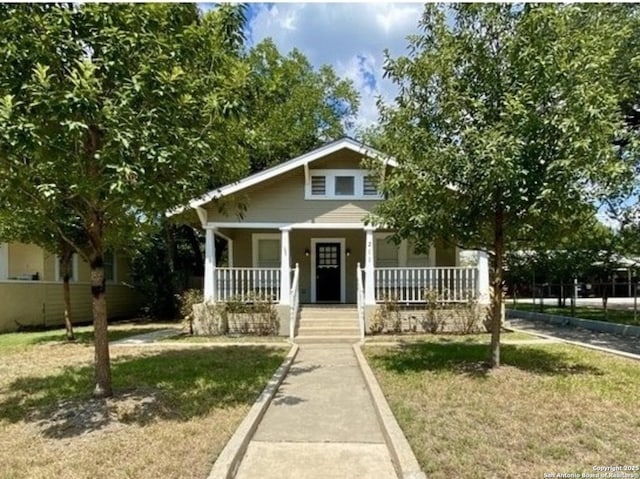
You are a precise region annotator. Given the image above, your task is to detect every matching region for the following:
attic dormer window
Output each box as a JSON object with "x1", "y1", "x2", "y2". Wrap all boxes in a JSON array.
[
  {"x1": 335, "y1": 176, "x2": 355, "y2": 196},
  {"x1": 311, "y1": 175, "x2": 326, "y2": 195},
  {"x1": 306, "y1": 169, "x2": 382, "y2": 200}
]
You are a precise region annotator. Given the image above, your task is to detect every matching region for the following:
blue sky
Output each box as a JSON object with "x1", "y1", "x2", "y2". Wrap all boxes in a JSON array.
[{"x1": 243, "y1": 3, "x2": 423, "y2": 129}]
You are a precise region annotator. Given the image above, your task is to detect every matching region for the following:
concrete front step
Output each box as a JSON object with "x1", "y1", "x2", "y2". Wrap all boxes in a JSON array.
[
  {"x1": 294, "y1": 335, "x2": 361, "y2": 344},
  {"x1": 297, "y1": 320, "x2": 359, "y2": 328},
  {"x1": 297, "y1": 327, "x2": 360, "y2": 336},
  {"x1": 299, "y1": 312, "x2": 359, "y2": 320}
]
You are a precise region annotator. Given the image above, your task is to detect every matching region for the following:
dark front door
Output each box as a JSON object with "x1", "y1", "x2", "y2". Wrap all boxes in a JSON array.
[{"x1": 316, "y1": 242, "x2": 341, "y2": 302}]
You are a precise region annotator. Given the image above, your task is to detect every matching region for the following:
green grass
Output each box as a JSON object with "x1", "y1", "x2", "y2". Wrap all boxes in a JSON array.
[
  {"x1": 365, "y1": 340, "x2": 640, "y2": 478},
  {"x1": 509, "y1": 302, "x2": 640, "y2": 326},
  {"x1": 0, "y1": 322, "x2": 178, "y2": 351}
]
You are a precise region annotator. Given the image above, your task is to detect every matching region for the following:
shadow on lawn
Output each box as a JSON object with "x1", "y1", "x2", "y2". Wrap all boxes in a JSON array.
[
  {"x1": 370, "y1": 342, "x2": 603, "y2": 378},
  {"x1": 0, "y1": 346, "x2": 285, "y2": 439}
]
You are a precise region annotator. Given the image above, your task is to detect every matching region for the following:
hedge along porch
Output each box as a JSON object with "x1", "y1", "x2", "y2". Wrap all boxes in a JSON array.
[{"x1": 171, "y1": 138, "x2": 490, "y2": 338}]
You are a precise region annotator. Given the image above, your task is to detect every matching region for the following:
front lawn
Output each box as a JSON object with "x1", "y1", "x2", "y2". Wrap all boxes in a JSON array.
[
  {"x1": 0, "y1": 340, "x2": 287, "y2": 478},
  {"x1": 509, "y1": 302, "x2": 640, "y2": 326},
  {"x1": 164, "y1": 333, "x2": 287, "y2": 344},
  {"x1": 365, "y1": 331, "x2": 538, "y2": 344},
  {"x1": 365, "y1": 341, "x2": 640, "y2": 478},
  {"x1": 0, "y1": 321, "x2": 179, "y2": 351}
]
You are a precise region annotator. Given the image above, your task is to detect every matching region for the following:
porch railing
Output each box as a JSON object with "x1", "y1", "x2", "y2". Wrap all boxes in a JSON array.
[
  {"x1": 289, "y1": 264, "x2": 300, "y2": 341},
  {"x1": 356, "y1": 263, "x2": 365, "y2": 340},
  {"x1": 374, "y1": 267, "x2": 478, "y2": 303},
  {"x1": 215, "y1": 268, "x2": 281, "y2": 302}
]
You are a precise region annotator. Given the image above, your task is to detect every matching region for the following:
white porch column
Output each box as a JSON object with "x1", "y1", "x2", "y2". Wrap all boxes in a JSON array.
[
  {"x1": 279, "y1": 227, "x2": 291, "y2": 305},
  {"x1": 477, "y1": 250, "x2": 490, "y2": 304},
  {"x1": 204, "y1": 228, "x2": 216, "y2": 302},
  {"x1": 365, "y1": 226, "x2": 376, "y2": 305}
]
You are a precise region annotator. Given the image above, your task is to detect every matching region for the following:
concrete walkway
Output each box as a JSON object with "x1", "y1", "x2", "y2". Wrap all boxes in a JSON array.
[
  {"x1": 234, "y1": 344, "x2": 398, "y2": 479},
  {"x1": 508, "y1": 318, "x2": 640, "y2": 358}
]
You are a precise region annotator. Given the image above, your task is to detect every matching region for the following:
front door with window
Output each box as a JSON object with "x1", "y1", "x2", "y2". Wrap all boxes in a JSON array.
[{"x1": 315, "y1": 242, "x2": 341, "y2": 302}]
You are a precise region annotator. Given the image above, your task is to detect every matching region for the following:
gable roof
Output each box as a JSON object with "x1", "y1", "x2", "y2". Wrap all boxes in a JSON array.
[{"x1": 178, "y1": 138, "x2": 395, "y2": 213}]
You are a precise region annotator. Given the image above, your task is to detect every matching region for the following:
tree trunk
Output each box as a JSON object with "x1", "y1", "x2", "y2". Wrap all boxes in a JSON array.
[
  {"x1": 88, "y1": 212, "x2": 112, "y2": 398},
  {"x1": 163, "y1": 218, "x2": 176, "y2": 275},
  {"x1": 490, "y1": 206, "x2": 504, "y2": 368},
  {"x1": 602, "y1": 280, "x2": 609, "y2": 320},
  {"x1": 84, "y1": 125, "x2": 111, "y2": 397},
  {"x1": 60, "y1": 247, "x2": 75, "y2": 341},
  {"x1": 91, "y1": 253, "x2": 112, "y2": 397}
]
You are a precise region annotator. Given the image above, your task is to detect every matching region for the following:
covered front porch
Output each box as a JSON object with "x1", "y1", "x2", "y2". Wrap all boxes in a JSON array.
[{"x1": 202, "y1": 222, "x2": 490, "y2": 336}]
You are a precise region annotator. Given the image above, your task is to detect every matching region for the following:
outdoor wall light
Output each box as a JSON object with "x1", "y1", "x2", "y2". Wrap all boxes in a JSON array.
[
  {"x1": 305, "y1": 248, "x2": 310, "y2": 257},
  {"x1": 346, "y1": 248, "x2": 351, "y2": 256}
]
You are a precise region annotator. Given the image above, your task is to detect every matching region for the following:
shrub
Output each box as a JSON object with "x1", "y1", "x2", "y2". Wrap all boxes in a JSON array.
[
  {"x1": 190, "y1": 292, "x2": 279, "y2": 336},
  {"x1": 420, "y1": 289, "x2": 446, "y2": 333},
  {"x1": 369, "y1": 295, "x2": 401, "y2": 334},
  {"x1": 178, "y1": 289, "x2": 203, "y2": 335},
  {"x1": 452, "y1": 297, "x2": 482, "y2": 334}
]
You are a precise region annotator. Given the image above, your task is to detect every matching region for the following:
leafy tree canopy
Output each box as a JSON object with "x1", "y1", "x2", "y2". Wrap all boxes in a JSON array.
[
  {"x1": 0, "y1": 3, "x2": 251, "y2": 396},
  {"x1": 371, "y1": 4, "x2": 636, "y2": 366},
  {"x1": 242, "y1": 38, "x2": 359, "y2": 172}
]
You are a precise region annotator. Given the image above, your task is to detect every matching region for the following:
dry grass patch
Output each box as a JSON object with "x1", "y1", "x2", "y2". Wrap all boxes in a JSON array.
[
  {"x1": 164, "y1": 334, "x2": 287, "y2": 344},
  {"x1": 365, "y1": 330, "x2": 537, "y2": 344},
  {"x1": 0, "y1": 341, "x2": 287, "y2": 479},
  {"x1": 365, "y1": 341, "x2": 640, "y2": 478}
]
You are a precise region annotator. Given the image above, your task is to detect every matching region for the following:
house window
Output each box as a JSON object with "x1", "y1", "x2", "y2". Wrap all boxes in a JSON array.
[
  {"x1": 55, "y1": 254, "x2": 78, "y2": 281},
  {"x1": 252, "y1": 234, "x2": 281, "y2": 268},
  {"x1": 311, "y1": 176, "x2": 326, "y2": 195},
  {"x1": 406, "y1": 240, "x2": 430, "y2": 267},
  {"x1": 375, "y1": 237, "x2": 399, "y2": 267},
  {"x1": 306, "y1": 169, "x2": 383, "y2": 200},
  {"x1": 104, "y1": 251, "x2": 116, "y2": 282},
  {"x1": 335, "y1": 176, "x2": 355, "y2": 196}
]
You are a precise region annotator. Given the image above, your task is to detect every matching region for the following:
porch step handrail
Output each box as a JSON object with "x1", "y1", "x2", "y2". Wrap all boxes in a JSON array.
[
  {"x1": 289, "y1": 264, "x2": 300, "y2": 341},
  {"x1": 374, "y1": 266, "x2": 478, "y2": 303},
  {"x1": 215, "y1": 267, "x2": 281, "y2": 302},
  {"x1": 356, "y1": 262, "x2": 365, "y2": 340}
]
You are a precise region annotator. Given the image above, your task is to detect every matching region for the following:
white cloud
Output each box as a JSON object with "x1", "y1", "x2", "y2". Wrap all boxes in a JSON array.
[{"x1": 247, "y1": 3, "x2": 422, "y2": 131}]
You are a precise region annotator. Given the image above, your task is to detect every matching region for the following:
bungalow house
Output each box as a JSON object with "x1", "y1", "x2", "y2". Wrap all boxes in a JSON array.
[
  {"x1": 174, "y1": 138, "x2": 490, "y2": 338},
  {"x1": 0, "y1": 242, "x2": 141, "y2": 332}
]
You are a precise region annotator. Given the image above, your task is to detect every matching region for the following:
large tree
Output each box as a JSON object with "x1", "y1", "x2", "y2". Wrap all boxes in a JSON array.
[
  {"x1": 243, "y1": 39, "x2": 359, "y2": 172},
  {"x1": 0, "y1": 4, "x2": 249, "y2": 396},
  {"x1": 372, "y1": 4, "x2": 634, "y2": 367}
]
